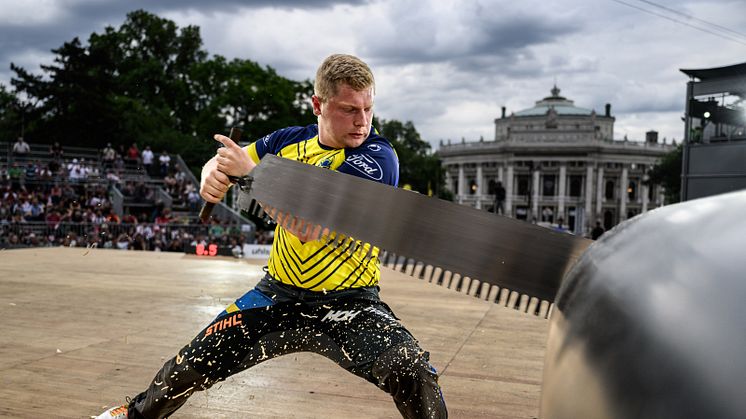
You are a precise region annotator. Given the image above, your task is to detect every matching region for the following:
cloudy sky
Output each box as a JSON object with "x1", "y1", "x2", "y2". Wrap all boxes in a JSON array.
[{"x1": 1, "y1": 0, "x2": 745, "y2": 148}]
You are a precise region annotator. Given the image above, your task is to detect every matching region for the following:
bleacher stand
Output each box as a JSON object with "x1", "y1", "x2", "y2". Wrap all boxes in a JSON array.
[{"x1": 0, "y1": 140, "x2": 261, "y2": 252}]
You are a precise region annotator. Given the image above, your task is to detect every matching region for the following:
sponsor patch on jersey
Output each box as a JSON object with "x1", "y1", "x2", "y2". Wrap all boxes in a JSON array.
[
  {"x1": 367, "y1": 143, "x2": 381, "y2": 152},
  {"x1": 318, "y1": 157, "x2": 334, "y2": 169},
  {"x1": 344, "y1": 153, "x2": 383, "y2": 181}
]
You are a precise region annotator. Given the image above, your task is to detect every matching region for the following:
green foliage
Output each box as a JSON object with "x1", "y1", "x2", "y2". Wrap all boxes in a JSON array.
[
  {"x1": 0, "y1": 84, "x2": 23, "y2": 140},
  {"x1": 377, "y1": 118, "x2": 448, "y2": 198},
  {"x1": 647, "y1": 144, "x2": 682, "y2": 203},
  {"x1": 1, "y1": 9, "x2": 314, "y2": 173}
]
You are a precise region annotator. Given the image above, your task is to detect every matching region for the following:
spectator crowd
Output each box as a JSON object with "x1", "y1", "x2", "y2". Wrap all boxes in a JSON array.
[{"x1": 1, "y1": 138, "x2": 271, "y2": 252}]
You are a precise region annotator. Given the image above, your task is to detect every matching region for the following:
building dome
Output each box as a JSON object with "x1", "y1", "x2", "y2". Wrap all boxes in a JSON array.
[{"x1": 513, "y1": 85, "x2": 594, "y2": 117}]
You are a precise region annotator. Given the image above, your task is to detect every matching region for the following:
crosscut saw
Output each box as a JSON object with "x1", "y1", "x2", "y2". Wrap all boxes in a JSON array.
[{"x1": 237, "y1": 154, "x2": 592, "y2": 316}]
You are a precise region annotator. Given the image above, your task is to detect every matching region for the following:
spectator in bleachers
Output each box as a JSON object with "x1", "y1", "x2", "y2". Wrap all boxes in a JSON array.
[
  {"x1": 186, "y1": 185, "x2": 200, "y2": 213},
  {"x1": 121, "y1": 212, "x2": 137, "y2": 224},
  {"x1": 106, "y1": 209, "x2": 121, "y2": 224},
  {"x1": 68, "y1": 159, "x2": 85, "y2": 181},
  {"x1": 11, "y1": 137, "x2": 30, "y2": 162},
  {"x1": 113, "y1": 154, "x2": 125, "y2": 172},
  {"x1": 38, "y1": 163, "x2": 53, "y2": 181},
  {"x1": 121, "y1": 181, "x2": 135, "y2": 198},
  {"x1": 155, "y1": 207, "x2": 173, "y2": 224},
  {"x1": 127, "y1": 143, "x2": 140, "y2": 164},
  {"x1": 8, "y1": 163, "x2": 23, "y2": 189},
  {"x1": 134, "y1": 182, "x2": 153, "y2": 203},
  {"x1": 131, "y1": 233, "x2": 148, "y2": 251},
  {"x1": 84, "y1": 159, "x2": 100, "y2": 180},
  {"x1": 49, "y1": 142, "x2": 64, "y2": 160},
  {"x1": 102, "y1": 143, "x2": 117, "y2": 169},
  {"x1": 0, "y1": 139, "x2": 253, "y2": 252},
  {"x1": 142, "y1": 146, "x2": 154, "y2": 175},
  {"x1": 45, "y1": 209, "x2": 61, "y2": 227},
  {"x1": 115, "y1": 233, "x2": 131, "y2": 250},
  {"x1": 209, "y1": 218, "x2": 224, "y2": 238},
  {"x1": 163, "y1": 170, "x2": 177, "y2": 195},
  {"x1": 158, "y1": 151, "x2": 171, "y2": 177},
  {"x1": 24, "y1": 161, "x2": 37, "y2": 183},
  {"x1": 27, "y1": 197, "x2": 45, "y2": 221}
]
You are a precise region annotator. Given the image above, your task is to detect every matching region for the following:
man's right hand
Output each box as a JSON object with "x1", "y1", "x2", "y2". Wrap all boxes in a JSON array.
[{"x1": 200, "y1": 156, "x2": 233, "y2": 204}]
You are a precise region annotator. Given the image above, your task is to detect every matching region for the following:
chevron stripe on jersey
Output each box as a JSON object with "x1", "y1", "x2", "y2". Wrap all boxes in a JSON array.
[{"x1": 245, "y1": 124, "x2": 399, "y2": 291}]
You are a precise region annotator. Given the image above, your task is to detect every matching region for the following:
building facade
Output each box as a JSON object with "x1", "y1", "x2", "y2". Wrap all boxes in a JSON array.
[{"x1": 438, "y1": 86, "x2": 675, "y2": 236}]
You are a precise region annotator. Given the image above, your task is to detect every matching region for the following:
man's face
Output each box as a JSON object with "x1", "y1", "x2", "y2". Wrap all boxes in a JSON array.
[{"x1": 313, "y1": 83, "x2": 374, "y2": 149}]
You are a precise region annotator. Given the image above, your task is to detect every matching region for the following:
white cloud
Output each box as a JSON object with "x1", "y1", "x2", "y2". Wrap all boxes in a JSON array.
[{"x1": 0, "y1": 0, "x2": 66, "y2": 25}]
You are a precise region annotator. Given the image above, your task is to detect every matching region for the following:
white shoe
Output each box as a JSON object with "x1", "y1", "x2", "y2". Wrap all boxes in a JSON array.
[{"x1": 94, "y1": 403, "x2": 128, "y2": 419}]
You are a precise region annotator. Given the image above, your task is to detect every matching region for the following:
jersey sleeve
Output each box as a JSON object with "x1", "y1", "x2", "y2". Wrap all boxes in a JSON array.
[
  {"x1": 244, "y1": 127, "x2": 296, "y2": 164},
  {"x1": 338, "y1": 140, "x2": 399, "y2": 187}
]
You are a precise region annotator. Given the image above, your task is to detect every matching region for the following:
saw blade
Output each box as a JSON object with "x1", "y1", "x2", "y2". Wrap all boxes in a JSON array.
[{"x1": 238, "y1": 154, "x2": 592, "y2": 314}]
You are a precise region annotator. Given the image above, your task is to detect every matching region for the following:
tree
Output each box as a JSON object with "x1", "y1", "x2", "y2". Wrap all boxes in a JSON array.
[
  {"x1": 4, "y1": 10, "x2": 315, "y2": 174},
  {"x1": 377, "y1": 118, "x2": 449, "y2": 199},
  {"x1": 0, "y1": 84, "x2": 24, "y2": 140},
  {"x1": 647, "y1": 144, "x2": 682, "y2": 204}
]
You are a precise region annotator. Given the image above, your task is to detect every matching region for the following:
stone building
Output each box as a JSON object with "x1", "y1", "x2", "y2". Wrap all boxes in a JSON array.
[{"x1": 437, "y1": 86, "x2": 675, "y2": 235}]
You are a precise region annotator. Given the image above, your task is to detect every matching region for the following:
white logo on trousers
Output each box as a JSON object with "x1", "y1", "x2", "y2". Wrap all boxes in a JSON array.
[{"x1": 322, "y1": 309, "x2": 361, "y2": 322}]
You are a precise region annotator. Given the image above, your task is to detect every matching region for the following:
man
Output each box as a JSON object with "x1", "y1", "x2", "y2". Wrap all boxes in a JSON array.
[
  {"x1": 102, "y1": 143, "x2": 117, "y2": 169},
  {"x1": 11, "y1": 136, "x2": 30, "y2": 162},
  {"x1": 141, "y1": 146, "x2": 154, "y2": 175},
  {"x1": 158, "y1": 150, "x2": 171, "y2": 177},
  {"x1": 97, "y1": 54, "x2": 447, "y2": 419}
]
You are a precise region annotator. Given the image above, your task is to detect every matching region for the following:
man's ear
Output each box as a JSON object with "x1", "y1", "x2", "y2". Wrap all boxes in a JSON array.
[{"x1": 311, "y1": 95, "x2": 322, "y2": 116}]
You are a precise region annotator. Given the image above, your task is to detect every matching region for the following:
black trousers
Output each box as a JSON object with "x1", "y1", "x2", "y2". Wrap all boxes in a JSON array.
[{"x1": 128, "y1": 275, "x2": 447, "y2": 419}]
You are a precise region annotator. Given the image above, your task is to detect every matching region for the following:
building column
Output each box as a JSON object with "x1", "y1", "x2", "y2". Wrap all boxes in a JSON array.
[
  {"x1": 457, "y1": 163, "x2": 465, "y2": 205},
  {"x1": 475, "y1": 164, "x2": 483, "y2": 209},
  {"x1": 596, "y1": 166, "x2": 604, "y2": 216},
  {"x1": 445, "y1": 169, "x2": 453, "y2": 194},
  {"x1": 498, "y1": 166, "x2": 504, "y2": 183},
  {"x1": 532, "y1": 167, "x2": 540, "y2": 221},
  {"x1": 505, "y1": 164, "x2": 514, "y2": 217},
  {"x1": 558, "y1": 164, "x2": 567, "y2": 221},
  {"x1": 642, "y1": 183, "x2": 649, "y2": 213},
  {"x1": 619, "y1": 165, "x2": 628, "y2": 221},
  {"x1": 585, "y1": 165, "x2": 594, "y2": 232}
]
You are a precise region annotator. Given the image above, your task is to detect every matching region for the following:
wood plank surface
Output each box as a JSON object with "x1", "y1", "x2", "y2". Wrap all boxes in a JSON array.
[{"x1": 0, "y1": 247, "x2": 548, "y2": 418}]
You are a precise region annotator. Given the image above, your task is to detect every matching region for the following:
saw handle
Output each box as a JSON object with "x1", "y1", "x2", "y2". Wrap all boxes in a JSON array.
[{"x1": 199, "y1": 127, "x2": 242, "y2": 223}]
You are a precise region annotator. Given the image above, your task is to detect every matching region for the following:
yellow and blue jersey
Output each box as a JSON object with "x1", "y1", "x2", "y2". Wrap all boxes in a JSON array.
[{"x1": 246, "y1": 124, "x2": 399, "y2": 291}]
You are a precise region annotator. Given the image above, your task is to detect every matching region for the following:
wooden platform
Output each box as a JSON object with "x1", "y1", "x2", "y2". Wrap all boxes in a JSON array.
[{"x1": 0, "y1": 248, "x2": 548, "y2": 418}]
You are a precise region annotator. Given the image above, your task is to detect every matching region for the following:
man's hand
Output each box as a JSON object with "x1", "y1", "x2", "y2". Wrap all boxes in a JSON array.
[
  {"x1": 214, "y1": 134, "x2": 255, "y2": 177},
  {"x1": 199, "y1": 134, "x2": 257, "y2": 204},
  {"x1": 200, "y1": 157, "x2": 232, "y2": 204}
]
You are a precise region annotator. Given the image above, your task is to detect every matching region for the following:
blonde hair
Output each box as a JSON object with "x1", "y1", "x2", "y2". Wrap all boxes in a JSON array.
[{"x1": 314, "y1": 54, "x2": 375, "y2": 102}]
